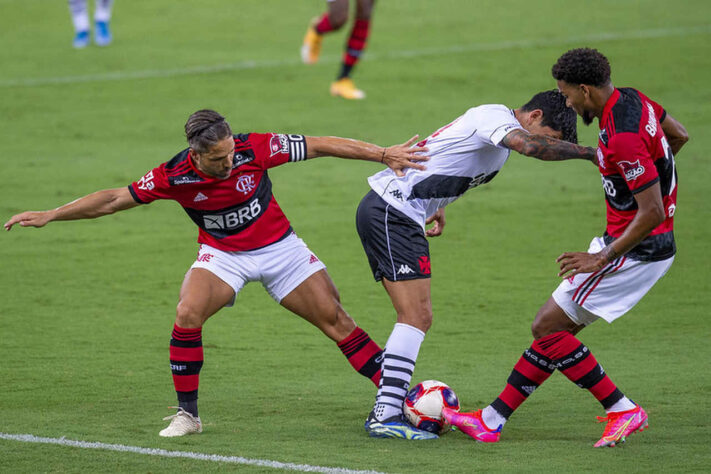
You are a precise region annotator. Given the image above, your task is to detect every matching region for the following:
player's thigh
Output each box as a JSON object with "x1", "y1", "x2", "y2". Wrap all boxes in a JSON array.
[
  {"x1": 382, "y1": 278, "x2": 432, "y2": 332},
  {"x1": 280, "y1": 269, "x2": 355, "y2": 341},
  {"x1": 177, "y1": 268, "x2": 236, "y2": 327},
  {"x1": 531, "y1": 296, "x2": 583, "y2": 339}
]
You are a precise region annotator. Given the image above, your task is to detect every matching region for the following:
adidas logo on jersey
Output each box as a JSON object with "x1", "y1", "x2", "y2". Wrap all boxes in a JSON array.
[
  {"x1": 397, "y1": 264, "x2": 415, "y2": 275},
  {"x1": 193, "y1": 192, "x2": 208, "y2": 202}
]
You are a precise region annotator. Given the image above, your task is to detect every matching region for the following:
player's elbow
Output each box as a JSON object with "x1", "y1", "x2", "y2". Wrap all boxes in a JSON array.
[{"x1": 646, "y1": 203, "x2": 667, "y2": 228}]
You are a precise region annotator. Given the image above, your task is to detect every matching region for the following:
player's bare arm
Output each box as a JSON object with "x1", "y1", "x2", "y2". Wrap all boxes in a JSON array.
[
  {"x1": 556, "y1": 182, "x2": 666, "y2": 277},
  {"x1": 660, "y1": 113, "x2": 689, "y2": 155},
  {"x1": 305, "y1": 135, "x2": 429, "y2": 177},
  {"x1": 4, "y1": 187, "x2": 139, "y2": 231},
  {"x1": 502, "y1": 129, "x2": 596, "y2": 163},
  {"x1": 425, "y1": 208, "x2": 446, "y2": 237}
]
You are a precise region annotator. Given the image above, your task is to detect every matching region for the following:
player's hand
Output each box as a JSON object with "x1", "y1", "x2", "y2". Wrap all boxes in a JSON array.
[
  {"x1": 4, "y1": 211, "x2": 52, "y2": 231},
  {"x1": 383, "y1": 135, "x2": 429, "y2": 177},
  {"x1": 556, "y1": 251, "x2": 607, "y2": 277},
  {"x1": 425, "y1": 208, "x2": 446, "y2": 237}
]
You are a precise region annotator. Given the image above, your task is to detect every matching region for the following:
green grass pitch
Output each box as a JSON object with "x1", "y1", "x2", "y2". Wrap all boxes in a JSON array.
[{"x1": 1, "y1": 0, "x2": 710, "y2": 472}]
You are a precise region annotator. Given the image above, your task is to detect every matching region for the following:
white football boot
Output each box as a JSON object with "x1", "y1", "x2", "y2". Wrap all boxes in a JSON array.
[{"x1": 159, "y1": 407, "x2": 202, "y2": 437}]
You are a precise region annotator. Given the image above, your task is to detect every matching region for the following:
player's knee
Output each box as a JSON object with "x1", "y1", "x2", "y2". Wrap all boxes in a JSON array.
[
  {"x1": 329, "y1": 11, "x2": 349, "y2": 29},
  {"x1": 175, "y1": 301, "x2": 206, "y2": 328},
  {"x1": 399, "y1": 307, "x2": 432, "y2": 333}
]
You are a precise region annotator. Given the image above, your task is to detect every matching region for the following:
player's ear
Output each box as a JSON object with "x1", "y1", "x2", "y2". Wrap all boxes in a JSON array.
[{"x1": 529, "y1": 109, "x2": 543, "y2": 122}]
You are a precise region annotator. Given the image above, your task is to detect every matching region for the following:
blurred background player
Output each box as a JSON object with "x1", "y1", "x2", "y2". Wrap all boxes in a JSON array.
[
  {"x1": 444, "y1": 48, "x2": 689, "y2": 448},
  {"x1": 357, "y1": 90, "x2": 597, "y2": 440},
  {"x1": 4, "y1": 109, "x2": 429, "y2": 438},
  {"x1": 69, "y1": 0, "x2": 114, "y2": 48},
  {"x1": 301, "y1": 0, "x2": 374, "y2": 100}
]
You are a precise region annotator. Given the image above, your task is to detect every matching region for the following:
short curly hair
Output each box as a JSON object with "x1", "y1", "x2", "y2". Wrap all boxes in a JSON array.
[
  {"x1": 551, "y1": 48, "x2": 611, "y2": 87},
  {"x1": 521, "y1": 90, "x2": 578, "y2": 144}
]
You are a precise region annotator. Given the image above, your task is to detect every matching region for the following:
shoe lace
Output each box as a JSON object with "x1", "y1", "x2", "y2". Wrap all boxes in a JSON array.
[
  {"x1": 162, "y1": 406, "x2": 195, "y2": 422},
  {"x1": 595, "y1": 411, "x2": 627, "y2": 437}
]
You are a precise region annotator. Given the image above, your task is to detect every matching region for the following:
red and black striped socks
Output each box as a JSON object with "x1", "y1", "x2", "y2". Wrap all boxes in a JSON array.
[
  {"x1": 337, "y1": 327, "x2": 382, "y2": 386},
  {"x1": 339, "y1": 19, "x2": 370, "y2": 79},
  {"x1": 490, "y1": 331, "x2": 626, "y2": 424},
  {"x1": 169, "y1": 324, "x2": 203, "y2": 417}
]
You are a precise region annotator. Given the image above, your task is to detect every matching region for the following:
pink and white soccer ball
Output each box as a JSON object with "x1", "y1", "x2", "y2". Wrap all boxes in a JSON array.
[{"x1": 403, "y1": 380, "x2": 460, "y2": 434}]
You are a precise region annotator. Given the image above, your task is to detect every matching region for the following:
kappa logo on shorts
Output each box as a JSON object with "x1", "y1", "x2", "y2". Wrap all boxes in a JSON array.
[
  {"x1": 397, "y1": 264, "x2": 415, "y2": 275},
  {"x1": 418, "y1": 256, "x2": 431, "y2": 274}
]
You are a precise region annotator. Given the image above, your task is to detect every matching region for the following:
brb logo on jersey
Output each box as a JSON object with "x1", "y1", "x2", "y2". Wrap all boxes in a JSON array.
[
  {"x1": 235, "y1": 174, "x2": 256, "y2": 195},
  {"x1": 269, "y1": 134, "x2": 290, "y2": 156},
  {"x1": 618, "y1": 160, "x2": 645, "y2": 181},
  {"x1": 203, "y1": 199, "x2": 262, "y2": 230}
]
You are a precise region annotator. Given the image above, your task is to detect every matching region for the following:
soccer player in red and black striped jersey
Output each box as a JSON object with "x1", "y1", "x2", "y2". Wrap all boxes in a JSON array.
[
  {"x1": 301, "y1": 0, "x2": 374, "y2": 100},
  {"x1": 4, "y1": 109, "x2": 429, "y2": 437},
  {"x1": 444, "y1": 48, "x2": 689, "y2": 447}
]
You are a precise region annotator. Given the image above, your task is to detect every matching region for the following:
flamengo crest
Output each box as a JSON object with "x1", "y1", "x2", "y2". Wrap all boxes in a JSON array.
[{"x1": 235, "y1": 174, "x2": 256, "y2": 194}]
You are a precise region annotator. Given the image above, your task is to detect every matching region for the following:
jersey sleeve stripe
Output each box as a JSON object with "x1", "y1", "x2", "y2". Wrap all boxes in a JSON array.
[
  {"x1": 630, "y1": 176, "x2": 660, "y2": 194},
  {"x1": 127, "y1": 185, "x2": 147, "y2": 204}
]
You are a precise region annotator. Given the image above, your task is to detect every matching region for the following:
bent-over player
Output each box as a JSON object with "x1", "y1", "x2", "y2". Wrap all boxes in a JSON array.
[
  {"x1": 356, "y1": 90, "x2": 598, "y2": 439},
  {"x1": 4, "y1": 109, "x2": 429, "y2": 438},
  {"x1": 444, "y1": 48, "x2": 689, "y2": 447}
]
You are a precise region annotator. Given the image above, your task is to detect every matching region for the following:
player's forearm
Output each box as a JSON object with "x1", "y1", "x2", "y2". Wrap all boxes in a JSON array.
[
  {"x1": 308, "y1": 136, "x2": 384, "y2": 162},
  {"x1": 520, "y1": 135, "x2": 595, "y2": 161},
  {"x1": 50, "y1": 189, "x2": 130, "y2": 222},
  {"x1": 596, "y1": 209, "x2": 665, "y2": 264},
  {"x1": 503, "y1": 130, "x2": 596, "y2": 162}
]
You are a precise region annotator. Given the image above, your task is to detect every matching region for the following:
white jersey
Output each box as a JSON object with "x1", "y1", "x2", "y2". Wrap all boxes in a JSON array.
[{"x1": 368, "y1": 104, "x2": 523, "y2": 227}]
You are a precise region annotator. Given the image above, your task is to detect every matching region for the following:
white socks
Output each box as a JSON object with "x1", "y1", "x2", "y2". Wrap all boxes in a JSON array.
[
  {"x1": 606, "y1": 396, "x2": 636, "y2": 413},
  {"x1": 482, "y1": 405, "x2": 507, "y2": 430},
  {"x1": 68, "y1": 0, "x2": 114, "y2": 31},
  {"x1": 373, "y1": 323, "x2": 425, "y2": 421}
]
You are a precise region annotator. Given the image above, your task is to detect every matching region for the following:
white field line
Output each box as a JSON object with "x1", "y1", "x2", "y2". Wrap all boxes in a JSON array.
[
  {"x1": 0, "y1": 432, "x2": 385, "y2": 474},
  {"x1": 1, "y1": 24, "x2": 709, "y2": 88}
]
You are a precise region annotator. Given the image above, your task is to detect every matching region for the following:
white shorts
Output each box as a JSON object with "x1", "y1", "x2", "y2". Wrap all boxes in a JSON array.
[
  {"x1": 552, "y1": 236, "x2": 674, "y2": 326},
  {"x1": 190, "y1": 233, "x2": 327, "y2": 305}
]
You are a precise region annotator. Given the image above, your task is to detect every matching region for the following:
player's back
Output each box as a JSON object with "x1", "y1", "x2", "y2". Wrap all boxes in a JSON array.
[{"x1": 367, "y1": 104, "x2": 522, "y2": 227}]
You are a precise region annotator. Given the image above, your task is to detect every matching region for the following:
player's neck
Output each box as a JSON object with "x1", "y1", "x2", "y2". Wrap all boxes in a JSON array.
[{"x1": 592, "y1": 83, "x2": 616, "y2": 120}]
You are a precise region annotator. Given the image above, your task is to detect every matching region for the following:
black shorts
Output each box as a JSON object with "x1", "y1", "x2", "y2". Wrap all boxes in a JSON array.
[{"x1": 356, "y1": 190, "x2": 431, "y2": 282}]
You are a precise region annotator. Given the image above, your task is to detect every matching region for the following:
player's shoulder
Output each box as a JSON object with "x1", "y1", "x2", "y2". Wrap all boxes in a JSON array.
[
  {"x1": 608, "y1": 88, "x2": 644, "y2": 136},
  {"x1": 465, "y1": 103, "x2": 512, "y2": 117}
]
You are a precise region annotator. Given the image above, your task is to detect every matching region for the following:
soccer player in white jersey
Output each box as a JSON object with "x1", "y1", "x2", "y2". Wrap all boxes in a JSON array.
[
  {"x1": 358, "y1": 90, "x2": 598, "y2": 439},
  {"x1": 4, "y1": 109, "x2": 428, "y2": 438},
  {"x1": 68, "y1": 0, "x2": 114, "y2": 48}
]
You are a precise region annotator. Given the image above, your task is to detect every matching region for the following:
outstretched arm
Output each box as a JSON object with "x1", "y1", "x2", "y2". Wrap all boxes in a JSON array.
[
  {"x1": 660, "y1": 113, "x2": 689, "y2": 155},
  {"x1": 304, "y1": 135, "x2": 429, "y2": 177},
  {"x1": 4, "y1": 187, "x2": 139, "y2": 231},
  {"x1": 502, "y1": 129, "x2": 596, "y2": 163}
]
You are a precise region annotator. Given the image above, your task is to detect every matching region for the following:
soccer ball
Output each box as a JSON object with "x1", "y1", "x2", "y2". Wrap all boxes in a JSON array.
[{"x1": 403, "y1": 380, "x2": 460, "y2": 434}]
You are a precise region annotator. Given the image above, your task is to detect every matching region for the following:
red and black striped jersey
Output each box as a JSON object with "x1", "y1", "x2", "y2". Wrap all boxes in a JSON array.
[
  {"x1": 597, "y1": 88, "x2": 677, "y2": 261},
  {"x1": 128, "y1": 133, "x2": 308, "y2": 251}
]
